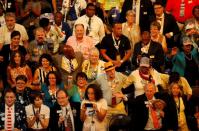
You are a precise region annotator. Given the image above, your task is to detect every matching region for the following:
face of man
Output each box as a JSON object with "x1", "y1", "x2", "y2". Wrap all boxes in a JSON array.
[
  {"x1": 63, "y1": 45, "x2": 75, "y2": 59},
  {"x1": 11, "y1": 35, "x2": 20, "y2": 48},
  {"x1": 106, "y1": 68, "x2": 115, "y2": 80},
  {"x1": 5, "y1": 16, "x2": 16, "y2": 31},
  {"x1": 35, "y1": 30, "x2": 45, "y2": 43},
  {"x1": 54, "y1": 13, "x2": 63, "y2": 26},
  {"x1": 86, "y1": 6, "x2": 95, "y2": 17},
  {"x1": 139, "y1": 66, "x2": 150, "y2": 74},
  {"x1": 141, "y1": 31, "x2": 151, "y2": 45},
  {"x1": 5, "y1": 92, "x2": 16, "y2": 107},
  {"x1": 145, "y1": 83, "x2": 156, "y2": 100},
  {"x1": 75, "y1": 25, "x2": 84, "y2": 39},
  {"x1": 113, "y1": 23, "x2": 122, "y2": 37},
  {"x1": 154, "y1": 5, "x2": 164, "y2": 17},
  {"x1": 57, "y1": 90, "x2": 69, "y2": 107}
]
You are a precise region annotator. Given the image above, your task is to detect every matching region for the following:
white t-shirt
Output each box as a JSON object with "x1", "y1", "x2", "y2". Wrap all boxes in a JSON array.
[
  {"x1": 25, "y1": 104, "x2": 50, "y2": 129},
  {"x1": 81, "y1": 99, "x2": 108, "y2": 131}
]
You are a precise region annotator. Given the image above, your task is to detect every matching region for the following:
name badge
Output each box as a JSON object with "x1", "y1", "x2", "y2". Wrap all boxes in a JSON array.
[
  {"x1": 112, "y1": 14, "x2": 117, "y2": 18},
  {"x1": 150, "y1": 55, "x2": 155, "y2": 59},
  {"x1": 57, "y1": 110, "x2": 62, "y2": 114},
  {"x1": 143, "y1": 12, "x2": 147, "y2": 15}
]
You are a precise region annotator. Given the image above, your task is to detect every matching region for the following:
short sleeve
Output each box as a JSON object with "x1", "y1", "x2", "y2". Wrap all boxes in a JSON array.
[
  {"x1": 43, "y1": 105, "x2": 50, "y2": 119},
  {"x1": 97, "y1": 99, "x2": 108, "y2": 110},
  {"x1": 25, "y1": 104, "x2": 33, "y2": 117},
  {"x1": 20, "y1": 25, "x2": 29, "y2": 41}
]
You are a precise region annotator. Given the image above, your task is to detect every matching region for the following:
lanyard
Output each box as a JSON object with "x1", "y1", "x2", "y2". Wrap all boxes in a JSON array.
[
  {"x1": 112, "y1": 33, "x2": 120, "y2": 51},
  {"x1": 32, "y1": 105, "x2": 41, "y2": 128}
]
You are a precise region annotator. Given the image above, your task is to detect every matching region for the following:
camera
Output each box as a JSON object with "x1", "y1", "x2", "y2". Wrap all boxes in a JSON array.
[{"x1": 85, "y1": 103, "x2": 93, "y2": 108}]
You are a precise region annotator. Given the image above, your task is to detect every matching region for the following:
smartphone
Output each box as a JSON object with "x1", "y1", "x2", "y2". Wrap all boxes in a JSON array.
[{"x1": 85, "y1": 103, "x2": 93, "y2": 108}]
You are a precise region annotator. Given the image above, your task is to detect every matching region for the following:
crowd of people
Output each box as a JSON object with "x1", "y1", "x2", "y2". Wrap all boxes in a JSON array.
[{"x1": 0, "y1": 0, "x2": 198, "y2": 131}]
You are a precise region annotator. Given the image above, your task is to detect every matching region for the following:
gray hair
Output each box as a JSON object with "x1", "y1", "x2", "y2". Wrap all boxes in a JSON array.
[
  {"x1": 182, "y1": 36, "x2": 192, "y2": 43},
  {"x1": 5, "y1": 12, "x2": 16, "y2": 19}
]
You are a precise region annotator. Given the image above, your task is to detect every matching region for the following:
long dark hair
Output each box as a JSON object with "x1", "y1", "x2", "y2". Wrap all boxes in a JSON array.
[
  {"x1": 9, "y1": 51, "x2": 26, "y2": 68},
  {"x1": 45, "y1": 71, "x2": 62, "y2": 86},
  {"x1": 84, "y1": 84, "x2": 103, "y2": 101}
]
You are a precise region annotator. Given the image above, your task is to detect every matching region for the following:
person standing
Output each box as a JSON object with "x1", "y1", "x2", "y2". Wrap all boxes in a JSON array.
[
  {"x1": 51, "y1": 89, "x2": 82, "y2": 131},
  {"x1": 0, "y1": 88, "x2": 27, "y2": 130}
]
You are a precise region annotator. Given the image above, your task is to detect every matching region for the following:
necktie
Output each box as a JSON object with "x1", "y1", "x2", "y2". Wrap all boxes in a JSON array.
[
  {"x1": 150, "y1": 106, "x2": 160, "y2": 129},
  {"x1": 86, "y1": 17, "x2": 91, "y2": 35},
  {"x1": 157, "y1": 17, "x2": 162, "y2": 21},
  {"x1": 65, "y1": 108, "x2": 73, "y2": 131},
  {"x1": 69, "y1": 59, "x2": 74, "y2": 72},
  {"x1": 6, "y1": 107, "x2": 12, "y2": 131}
]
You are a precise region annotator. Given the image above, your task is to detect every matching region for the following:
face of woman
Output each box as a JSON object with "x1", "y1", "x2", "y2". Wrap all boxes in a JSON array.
[
  {"x1": 90, "y1": 52, "x2": 99, "y2": 64},
  {"x1": 183, "y1": 44, "x2": 192, "y2": 54},
  {"x1": 171, "y1": 84, "x2": 181, "y2": 97},
  {"x1": 41, "y1": 58, "x2": 50, "y2": 68},
  {"x1": 14, "y1": 53, "x2": 21, "y2": 65},
  {"x1": 16, "y1": 80, "x2": 26, "y2": 93},
  {"x1": 48, "y1": 74, "x2": 56, "y2": 85},
  {"x1": 11, "y1": 35, "x2": 20, "y2": 48},
  {"x1": 77, "y1": 77, "x2": 87, "y2": 88},
  {"x1": 150, "y1": 26, "x2": 159, "y2": 37},
  {"x1": 126, "y1": 13, "x2": 134, "y2": 24},
  {"x1": 34, "y1": 97, "x2": 43, "y2": 108},
  {"x1": 87, "y1": 88, "x2": 95, "y2": 101}
]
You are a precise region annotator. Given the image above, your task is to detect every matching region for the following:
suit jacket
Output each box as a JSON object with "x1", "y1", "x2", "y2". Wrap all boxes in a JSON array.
[
  {"x1": 120, "y1": 0, "x2": 154, "y2": 31},
  {"x1": 61, "y1": 22, "x2": 72, "y2": 43},
  {"x1": 54, "y1": 52, "x2": 83, "y2": 84},
  {"x1": 165, "y1": 95, "x2": 188, "y2": 130},
  {"x1": 50, "y1": 102, "x2": 82, "y2": 131},
  {"x1": 134, "y1": 93, "x2": 167, "y2": 131},
  {"x1": 132, "y1": 41, "x2": 164, "y2": 72},
  {"x1": 150, "y1": 13, "x2": 180, "y2": 48},
  {"x1": 0, "y1": 103, "x2": 27, "y2": 130}
]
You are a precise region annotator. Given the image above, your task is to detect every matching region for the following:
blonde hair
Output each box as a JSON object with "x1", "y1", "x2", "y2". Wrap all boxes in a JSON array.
[
  {"x1": 89, "y1": 47, "x2": 99, "y2": 56},
  {"x1": 168, "y1": 82, "x2": 183, "y2": 96},
  {"x1": 126, "y1": 10, "x2": 135, "y2": 17}
]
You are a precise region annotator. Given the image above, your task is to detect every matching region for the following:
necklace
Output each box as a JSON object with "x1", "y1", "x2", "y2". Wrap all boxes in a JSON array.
[{"x1": 184, "y1": 54, "x2": 192, "y2": 61}]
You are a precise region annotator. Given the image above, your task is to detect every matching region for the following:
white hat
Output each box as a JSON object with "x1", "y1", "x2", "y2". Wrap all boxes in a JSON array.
[{"x1": 140, "y1": 57, "x2": 150, "y2": 67}]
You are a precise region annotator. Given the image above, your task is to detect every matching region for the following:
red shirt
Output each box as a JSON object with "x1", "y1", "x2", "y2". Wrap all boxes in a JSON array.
[{"x1": 166, "y1": 0, "x2": 199, "y2": 23}]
